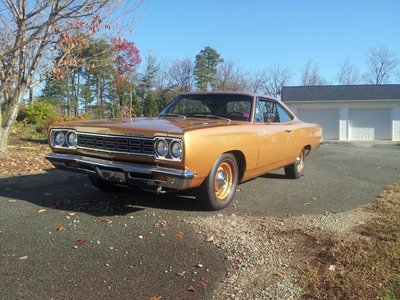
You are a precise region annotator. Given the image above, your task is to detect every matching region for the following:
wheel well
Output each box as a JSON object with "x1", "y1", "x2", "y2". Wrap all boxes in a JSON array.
[
  {"x1": 304, "y1": 145, "x2": 312, "y2": 156},
  {"x1": 225, "y1": 150, "x2": 246, "y2": 182}
]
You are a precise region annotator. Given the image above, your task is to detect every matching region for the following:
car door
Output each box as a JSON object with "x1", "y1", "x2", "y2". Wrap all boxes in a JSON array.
[{"x1": 254, "y1": 98, "x2": 296, "y2": 174}]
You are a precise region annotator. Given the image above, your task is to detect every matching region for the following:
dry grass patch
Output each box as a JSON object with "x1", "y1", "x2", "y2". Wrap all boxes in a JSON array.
[{"x1": 301, "y1": 183, "x2": 400, "y2": 299}]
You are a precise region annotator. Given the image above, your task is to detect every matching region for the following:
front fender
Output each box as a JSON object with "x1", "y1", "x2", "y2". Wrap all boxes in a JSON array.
[{"x1": 183, "y1": 126, "x2": 258, "y2": 187}]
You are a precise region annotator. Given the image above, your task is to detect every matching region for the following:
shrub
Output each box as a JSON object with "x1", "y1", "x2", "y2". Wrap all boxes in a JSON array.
[{"x1": 24, "y1": 101, "x2": 59, "y2": 127}]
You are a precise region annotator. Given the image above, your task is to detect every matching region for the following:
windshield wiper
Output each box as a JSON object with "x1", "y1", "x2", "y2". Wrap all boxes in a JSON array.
[
  {"x1": 192, "y1": 114, "x2": 231, "y2": 122},
  {"x1": 158, "y1": 113, "x2": 187, "y2": 119}
]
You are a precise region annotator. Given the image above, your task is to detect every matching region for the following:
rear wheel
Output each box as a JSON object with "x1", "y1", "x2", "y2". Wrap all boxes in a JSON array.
[
  {"x1": 284, "y1": 149, "x2": 305, "y2": 179},
  {"x1": 88, "y1": 174, "x2": 124, "y2": 192},
  {"x1": 197, "y1": 154, "x2": 238, "y2": 210}
]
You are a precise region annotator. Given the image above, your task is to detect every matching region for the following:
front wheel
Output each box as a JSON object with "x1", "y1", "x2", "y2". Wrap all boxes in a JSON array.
[
  {"x1": 284, "y1": 149, "x2": 305, "y2": 179},
  {"x1": 197, "y1": 154, "x2": 239, "y2": 210}
]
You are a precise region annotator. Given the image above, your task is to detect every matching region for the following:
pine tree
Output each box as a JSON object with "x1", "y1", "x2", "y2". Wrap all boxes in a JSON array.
[
  {"x1": 194, "y1": 46, "x2": 223, "y2": 91},
  {"x1": 143, "y1": 90, "x2": 158, "y2": 117}
]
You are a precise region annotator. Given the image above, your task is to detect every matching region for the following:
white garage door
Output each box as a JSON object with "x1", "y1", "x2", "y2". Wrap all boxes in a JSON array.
[
  {"x1": 349, "y1": 109, "x2": 391, "y2": 140},
  {"x1": 297, "y1": 109, "x2": 339, "y2": 140}
]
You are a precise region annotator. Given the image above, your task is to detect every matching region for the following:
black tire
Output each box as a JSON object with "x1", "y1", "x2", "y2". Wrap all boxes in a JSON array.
[
  {"x1": 197, "y1": 153, "x2": 239, "y2": 210},
  {"x1": 88, "y1": 174, "x2": 124, "y2": 192},
  {"x1": 284, "y1": 149, "x2": 305, "y2": 179}
]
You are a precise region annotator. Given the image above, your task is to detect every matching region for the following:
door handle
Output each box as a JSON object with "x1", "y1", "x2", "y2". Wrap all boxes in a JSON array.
[{"x1": 285, "y1": 129, "x2": 292, "y2": 133}]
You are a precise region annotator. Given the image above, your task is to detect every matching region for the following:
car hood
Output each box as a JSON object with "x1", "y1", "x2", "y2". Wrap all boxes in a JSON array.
[{"x1": 51, "y1": 117, "x2": 237, "y2": 137}]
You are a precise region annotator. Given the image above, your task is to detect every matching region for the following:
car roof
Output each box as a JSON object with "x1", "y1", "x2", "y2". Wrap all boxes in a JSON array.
[{"x1": 178, "y1": 91, "x2": 280, "y2": 102}]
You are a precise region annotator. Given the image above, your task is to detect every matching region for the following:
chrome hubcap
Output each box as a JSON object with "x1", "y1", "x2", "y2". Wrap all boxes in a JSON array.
[
  {"x1": 214, "y1": 160, "x2": 233, "y2": 201},
  {"x1": 296, "y1": 153, "x2": 304, "y2": 173},
  {"x1": 216, "y1": 170, "x2": 227, "y2": 190}
]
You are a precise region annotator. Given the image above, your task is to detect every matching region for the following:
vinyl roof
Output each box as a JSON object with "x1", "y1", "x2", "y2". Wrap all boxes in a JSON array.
[{"x1": 281, "y1": 84, "x2": 400, "y2": 102}]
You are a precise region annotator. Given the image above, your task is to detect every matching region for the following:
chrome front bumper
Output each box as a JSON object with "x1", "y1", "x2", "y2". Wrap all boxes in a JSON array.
[{"x1": 46, "y1": 153, "x2": 194, "y2": 190}]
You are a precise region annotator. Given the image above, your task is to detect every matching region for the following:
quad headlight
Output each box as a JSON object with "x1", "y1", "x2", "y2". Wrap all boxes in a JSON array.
[
  {"x1": 170, "y1": 140, "x2": 183, "y2": 159},
  {"x1": 154, "y1": 137, "x2": 183, "y2": 161},
  {"x1": 54, "y1": 131, "x2": 65, "y2": 146},
  {"x1": 50, "y1": 129, "x2": 77, "y2": 149},
  {"x1": 155, "y1": 139, "x2": 169, "y2": 157},
  {"x1": 66, "y1": 131, "x2": 78, "y2": 147}
]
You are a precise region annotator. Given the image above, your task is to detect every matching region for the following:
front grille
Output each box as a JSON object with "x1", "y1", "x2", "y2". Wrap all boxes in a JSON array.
[{"x1": 77, "y1": 133, "x2": 154, "y2": 156}]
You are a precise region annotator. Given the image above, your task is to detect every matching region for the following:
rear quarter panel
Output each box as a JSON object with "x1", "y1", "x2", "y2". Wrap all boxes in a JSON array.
[{"x1": 291, "y1": 122, "x2": 322, "y2": 156}]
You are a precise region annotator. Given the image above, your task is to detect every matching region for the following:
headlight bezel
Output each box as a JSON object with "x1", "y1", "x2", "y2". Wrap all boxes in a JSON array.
[
  {"x1": 154, "y1": 137, "x2": 183, "y2": 161},
  {"x1": 50, "y1": 129, "x2": 78, "y2": 149}
]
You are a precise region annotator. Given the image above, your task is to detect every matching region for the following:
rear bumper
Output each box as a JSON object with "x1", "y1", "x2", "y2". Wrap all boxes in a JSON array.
[{"x1": 46, "y1": 153, "x2": 194, "y2": 190}]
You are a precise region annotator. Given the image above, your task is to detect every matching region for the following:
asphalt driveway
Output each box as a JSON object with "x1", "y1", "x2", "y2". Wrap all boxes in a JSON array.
[{"x1": 0, "y1": 142, "x2": 399, "y2": 299}]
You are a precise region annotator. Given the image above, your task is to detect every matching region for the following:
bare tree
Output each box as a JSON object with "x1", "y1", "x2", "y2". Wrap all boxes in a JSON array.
[
  {"x1": 363, "y1": 47, "x2": 398, "y2": 84},
  {"x1": 213, "y1": 61, "x2": 249, "y2": 92},
  {"x1": 168, "y1": 58, "x2": 194, "y2": 93},
  {"x1": 0, "y1": 0, "x2": 140, "y2": 158},
  {"x1": 337, "y1": 60, "x2": 360, "y2": 85},
  {"x1": 252, "y1": 64, "x2": 292, "y2": 97},
  {"x1": 300, "y1": 60, "x2": 326, "y2": 86}
]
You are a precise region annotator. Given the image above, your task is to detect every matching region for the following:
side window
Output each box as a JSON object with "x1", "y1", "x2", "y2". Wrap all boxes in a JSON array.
[
  {"x1": 255, "y1": 98, "x2": 293, "y2": 123},
  {"x1": 256, "y1": 99, "x2": 278, "y2": 123},
  {"x1": 276, "y1": 104, "x2": 293, "y2": 122},
  {"x1": 226, "y1": 101, "x2": 252, "y2": 121},
  {"x1": 255, "y1": 100, "x2": 264, "y2": 122}
]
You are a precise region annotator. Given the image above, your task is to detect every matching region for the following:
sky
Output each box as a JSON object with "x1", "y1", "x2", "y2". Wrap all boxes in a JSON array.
[{"x1": 127, "y1": 0, "x2": 400, "y2": 85}]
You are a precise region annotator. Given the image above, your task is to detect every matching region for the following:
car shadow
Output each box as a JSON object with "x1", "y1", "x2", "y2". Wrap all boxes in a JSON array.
[
  {"x1": 0, "y1": 169, "x2": 206, "y2": 216},
  {"x1": 258, "y1": 173, "x2": 288, "y2": 179}
]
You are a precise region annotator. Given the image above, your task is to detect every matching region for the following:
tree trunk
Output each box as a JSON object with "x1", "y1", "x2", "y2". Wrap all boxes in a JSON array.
[
  {"x1": 66, "y1": 71, "x2": 71, "y2": 116},
  {"x1": 75, "y1": 72, "x2": 80, "y2": 117},
  {"x1": 29, "y1": 87, "x2": 33, "y2": 104},
  {"x1": 0, "y1": 128, "x2": 8, "y2": 159},
  {"x1": 0, "y1": 86, "x2": 26, "y2": 158}
]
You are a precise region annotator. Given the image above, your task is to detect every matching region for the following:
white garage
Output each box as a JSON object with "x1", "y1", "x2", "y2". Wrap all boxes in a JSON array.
[
  {"x1": 281, "y1": 84, "x2": 400, "y2": 141},
  {"x1": 297, "y1": 109, "x2": 339, "y2": 140},
  {"x1": 349, "y1": 109, "x2": 392, "y2": 140}
]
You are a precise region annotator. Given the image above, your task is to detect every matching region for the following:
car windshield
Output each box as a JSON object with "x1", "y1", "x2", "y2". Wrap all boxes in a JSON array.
[{"x1": 158, "y1": 93, "x2": 254, "y2": 122}]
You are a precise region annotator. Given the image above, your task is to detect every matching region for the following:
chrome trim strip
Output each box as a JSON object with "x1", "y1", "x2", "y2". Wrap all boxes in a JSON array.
[
  {"x1": 46, "y1": 153, "x2": 194, "y2": 179},
  {"x1": 77, "y1": 145, "x2": 155, "y2": 157},
  {"x1": 76, "y1": 131, "x2": 153, "y2": 141}
]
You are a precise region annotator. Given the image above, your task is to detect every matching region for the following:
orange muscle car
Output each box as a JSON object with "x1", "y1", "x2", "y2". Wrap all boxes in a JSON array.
[{"x1": 46, "y1": 92, "x2": 322, "y2": 210}]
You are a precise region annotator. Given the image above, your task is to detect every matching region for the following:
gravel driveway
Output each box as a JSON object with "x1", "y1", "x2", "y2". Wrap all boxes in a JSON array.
[{"x1": 0, "y1": 142, "x2": 398, "y2": 299}]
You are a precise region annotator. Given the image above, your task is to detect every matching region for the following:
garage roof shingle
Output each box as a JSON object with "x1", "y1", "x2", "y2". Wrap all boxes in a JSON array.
[{"x1": 281, "y1": 84, "x2": 400, "y2": 102}]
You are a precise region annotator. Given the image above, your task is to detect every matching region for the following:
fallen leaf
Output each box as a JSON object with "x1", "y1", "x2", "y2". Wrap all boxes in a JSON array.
[
  {"x1": 303, "y1": 202, "x2": 311, "y2": 206},
  {"x1": 328, "y1": 265, "x2": 336, "y2": 271},
  {"x1": 8, "y1": 200, "x2": 17, "y2": 203},
  {"x1": 37, "y1": 208, "x2": 47, "y2": 213},
  {"x1": 19, "y1": 256, "x2": 28, "y2": 260},
  {"x1": 150, "y1": 297, "x2": 161, "y2": 300},
  {"x1": 187, "y1": 284, "x2": 196, "y2": 292},
  {"x1": 273, "y1": 272, "x2": 286, "y2": 279},
  {"x1": 56, "y1": 226, "x2": 66, "y2": 231},
  {"x1": 205, "y1": 235, "x2": 214, "y2": 242},
  {"x1": 76, "y1": 238, "x2": 86, "y2": 246},
  {"x1": 176, "y1": 231, "x2": 185, "y2": 239},
  {"x1": 100, "y1": 218, "x2": 112, "y2": 224},
  {"x1": 68, "y1": 213, "x2": 76, "y2": 216}
]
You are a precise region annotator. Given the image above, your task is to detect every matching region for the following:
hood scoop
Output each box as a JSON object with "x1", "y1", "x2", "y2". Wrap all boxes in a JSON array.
[{"x1": 191, "y1": 121, "x2": 218, "y2": 126}]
